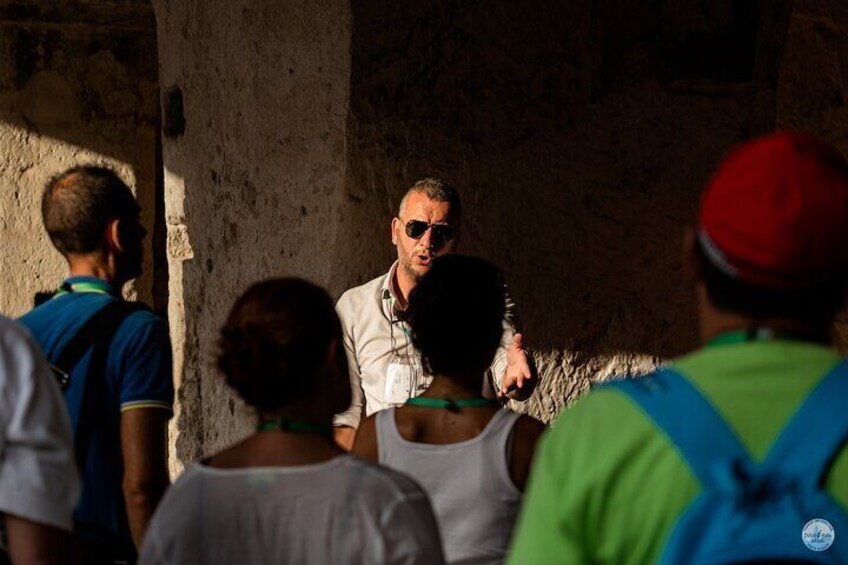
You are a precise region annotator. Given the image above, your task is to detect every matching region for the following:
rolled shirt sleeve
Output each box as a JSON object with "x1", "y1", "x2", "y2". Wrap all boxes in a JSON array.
[
  {"x1": 0, "y1": 319, "x2": 80, "y2": 531},
  {"x1": 486, "y1": 286, "x2": 518, "y2": 394}
]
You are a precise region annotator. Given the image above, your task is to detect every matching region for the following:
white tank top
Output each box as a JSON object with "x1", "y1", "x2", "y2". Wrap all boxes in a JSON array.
[{"x1": 376, "y1": 408, "x2": 523, "y2": 564}]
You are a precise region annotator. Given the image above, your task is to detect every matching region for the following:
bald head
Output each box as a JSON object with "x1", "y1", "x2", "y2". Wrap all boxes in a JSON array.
[{"x1": 42, "y1": 166, "x2": 139, "y2": 256}]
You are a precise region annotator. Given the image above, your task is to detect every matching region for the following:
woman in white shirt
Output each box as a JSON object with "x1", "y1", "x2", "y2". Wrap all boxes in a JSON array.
[{"x1": 140, "y1": 279, "x2": 444, "y2": 564}]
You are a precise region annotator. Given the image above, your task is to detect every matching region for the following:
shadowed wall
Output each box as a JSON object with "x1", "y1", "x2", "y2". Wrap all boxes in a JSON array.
[
  {"x1": 334, "y1": 0, "x2": 791, "y2": 421},
  {"x1": 0, "y1": 1, "x2": 163, "y2": 315}
]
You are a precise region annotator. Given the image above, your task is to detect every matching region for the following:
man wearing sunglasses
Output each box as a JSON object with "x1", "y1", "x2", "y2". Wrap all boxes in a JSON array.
[{"x1": 333, "y1": 178, "x2": 533, "y2": 449}]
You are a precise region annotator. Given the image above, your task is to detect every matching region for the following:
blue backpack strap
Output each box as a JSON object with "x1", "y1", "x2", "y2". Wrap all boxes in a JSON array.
[
  {"x1": 760, "y1": 361, "x2": 848, "y2": 488},
  {"x1": 606, "y1": 370, "x2": 752, "y2": 488}
]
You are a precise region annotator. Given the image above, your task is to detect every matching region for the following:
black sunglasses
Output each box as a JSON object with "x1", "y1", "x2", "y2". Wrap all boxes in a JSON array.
[{"x1": 402, "y1": 219, "x2": 458, "y2": 246}]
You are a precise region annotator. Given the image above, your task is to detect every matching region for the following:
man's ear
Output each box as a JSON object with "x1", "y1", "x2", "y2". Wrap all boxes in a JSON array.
[
  {"x1": 105, "y1": 218, "x2": 124, "y2": 253},
  {"x1": 391, "y1": 217, "x2": 400, "y2": 246},
  {"x1": 683, "y1": 226, "x2": 703, "y2": 283}
]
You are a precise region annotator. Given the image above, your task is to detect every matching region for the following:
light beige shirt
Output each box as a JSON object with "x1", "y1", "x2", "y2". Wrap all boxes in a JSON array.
[{"x1": 333, "y1": 262, "x2": 515, "y2": 429}]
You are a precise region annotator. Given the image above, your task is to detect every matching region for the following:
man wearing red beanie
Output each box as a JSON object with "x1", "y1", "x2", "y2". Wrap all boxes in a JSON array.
[{"x1": 509, "y1": 132, "x2": 848, "y2": 564}]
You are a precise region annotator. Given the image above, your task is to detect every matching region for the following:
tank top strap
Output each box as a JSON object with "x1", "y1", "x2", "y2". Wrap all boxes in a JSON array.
[
  {"x1": 483, "y1": 409, "x2": 523, "y2": 493},
  {"x1": 486, "y1": 408, "x2": 522, "y2": 444}
]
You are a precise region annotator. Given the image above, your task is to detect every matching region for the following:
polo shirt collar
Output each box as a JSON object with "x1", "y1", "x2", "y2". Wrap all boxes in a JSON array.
[{"x1": 61, "y1": 276, "x2": 119, "y2": 296}]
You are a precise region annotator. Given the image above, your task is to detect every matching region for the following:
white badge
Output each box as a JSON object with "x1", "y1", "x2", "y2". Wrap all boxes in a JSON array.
[{"x1": 384, "y1": 362, "x2": 417, "y2": 405}]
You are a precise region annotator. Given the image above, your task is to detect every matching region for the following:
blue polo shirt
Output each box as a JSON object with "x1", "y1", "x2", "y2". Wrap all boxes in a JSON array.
[{"x1": 19, "y1": 276, "x2": 173, "y2": 549}]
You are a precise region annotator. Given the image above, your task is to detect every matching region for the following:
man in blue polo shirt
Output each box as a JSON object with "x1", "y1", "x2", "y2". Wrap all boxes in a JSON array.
[{"x1": 20, "y1": 166, "x2": 173, "y2": 563}]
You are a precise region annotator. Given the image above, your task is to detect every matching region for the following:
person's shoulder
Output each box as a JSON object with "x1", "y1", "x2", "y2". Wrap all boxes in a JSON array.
[
  {"x1": 338, "y1": 272, "x2": 387, "y2": 306},
  {"x1": 115, "y1": 302, "x2": 169, "y2": 340},
  {"x1": 152, "y1": 464, "x2": 208, "y2": 513},
  {"x1": 18, "y1": 293, "x2": 87, "y2": 330},
  {"x1": 336, "y1": 272, "x2": 389, "y2": 320},
  {"x1": 125, "y1": 304, "x2": 163, "y2": 327},
  {"x1": 22, "y1": 293, "x2": 142, "y2": 336},
  {"x1": 144, "y1": 465, "x2": 205, "y2": 533},
  {"x1": 0, "y1": 315, "x2": 30, "y2": 342},
  {"x1": 0, "y1": 316, "x2": 40, "y2": 363},
  {"x1": 167, "y1": 463, "x2": 204, "y2": 491},
  {"x1": 513, "y1": 412, "x2": 546, "y2": 441}
]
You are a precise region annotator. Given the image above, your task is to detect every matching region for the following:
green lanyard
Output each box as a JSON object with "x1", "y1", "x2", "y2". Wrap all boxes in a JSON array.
[
  {"x1": 53, "y1": 280, "x2": 112, "y2": 298},
  {"x1": 706, "y1": 328, "x2": 826, "y2": 348},
  {"x1": 257, "y1": 418, "x2": 332, "y2": 438},
  {"x1": 405, "y1": 397, "x2": 501, "y2": 410}
]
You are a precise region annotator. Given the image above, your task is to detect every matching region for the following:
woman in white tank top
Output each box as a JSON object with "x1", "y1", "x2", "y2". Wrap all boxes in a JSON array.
[{"x1": 354, "y1": 256, "x2": 546, "y2": 564}]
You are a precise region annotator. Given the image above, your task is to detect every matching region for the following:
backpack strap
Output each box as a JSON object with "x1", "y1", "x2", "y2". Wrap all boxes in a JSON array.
[
  {"x1": 760, "y1": 361, "x2": 848, "y2": 488},
  {"x1": 606, "y1": 370, "x2": 753, "y2": 488},
  {"x1": 52, "y1": 301, "x2": 144, "y2": 378},
  {"x1": 52, "y1": 300, "x2": 148, "y2": 468}
]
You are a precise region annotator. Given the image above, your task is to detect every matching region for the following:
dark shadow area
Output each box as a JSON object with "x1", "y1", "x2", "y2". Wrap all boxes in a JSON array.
[
  {"x1": 334, "y1": 0, "x2": 793, "y2": 366},
  {"x1": 0, "y1": 0, "x2": 167, "y2": 317}
]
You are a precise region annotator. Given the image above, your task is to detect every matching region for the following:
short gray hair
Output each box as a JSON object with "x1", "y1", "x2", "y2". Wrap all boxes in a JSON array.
[{"x1": 398, "y1": 178, "x2": 462, "y2": 223}]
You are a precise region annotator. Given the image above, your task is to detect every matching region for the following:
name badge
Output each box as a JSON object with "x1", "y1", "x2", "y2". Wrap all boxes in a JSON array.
[{"x1": 384, "y1": 362, "x2": 418, "y2": 405}]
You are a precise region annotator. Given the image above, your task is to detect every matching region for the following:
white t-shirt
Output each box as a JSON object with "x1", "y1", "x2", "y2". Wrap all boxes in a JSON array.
[
  {"x1": 0, "y1": 316, "x2": 79, "y2": 531},
  {"x1": 140, "y1": 454, "x2": 445, "y2": 564}
]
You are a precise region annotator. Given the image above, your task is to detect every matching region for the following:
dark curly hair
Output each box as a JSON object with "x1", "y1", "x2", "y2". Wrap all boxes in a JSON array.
[
  {"x1": 216, "y1": 279, "x2": 347, "y2": 412},
  {"x1": 407, "y1": 255, "x2": 505, "y2": 379}
]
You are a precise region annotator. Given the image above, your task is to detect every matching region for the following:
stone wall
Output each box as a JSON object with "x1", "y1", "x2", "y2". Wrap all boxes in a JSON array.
[
  {"x1": 152, "y1": 0, "x2": 351, "y2": 471},
  {"x1": 0, "y1": 1, "x2": 162, "y2": 315},
  {"x1": 336, "y1": 0, "x2": 787, "y2": 422},
  {"x1": 6, "y1": 0, "x2": 848, "y2": 472}
]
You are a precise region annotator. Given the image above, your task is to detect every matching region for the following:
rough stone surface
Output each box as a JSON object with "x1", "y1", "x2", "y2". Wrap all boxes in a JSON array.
[
  {"x1": 338, "y1": 0, "x2": 768, "y2": 422},
  {"x1": 153, "y1": 0, "x2": 350, "y2": 472},
  {"x1": 0, "y1": 2, "x2": 160, "y2": 316},
  {"x1": 7, "y1": 0, "x2": 848, "y2": 475}
]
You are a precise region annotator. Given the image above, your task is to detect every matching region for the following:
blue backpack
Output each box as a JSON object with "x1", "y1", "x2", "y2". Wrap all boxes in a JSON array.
[{"x1": 606, "y1": 363, "x2": 848, "y2": 564}]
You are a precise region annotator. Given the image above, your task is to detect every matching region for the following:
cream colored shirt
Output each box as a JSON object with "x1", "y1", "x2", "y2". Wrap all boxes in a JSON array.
[{"x1": 333, "y1": 262, "x2": 515, "y2": 429}]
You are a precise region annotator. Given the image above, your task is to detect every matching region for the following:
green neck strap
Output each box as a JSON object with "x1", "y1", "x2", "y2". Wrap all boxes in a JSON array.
[
  {"x1": 54, "y1": 280, "x2": 112, "y2": 298},
  {"x1": 257, "y1": 418, "x2": 332, "y2": 438},
  {"x1": 405, "y1": 397, "x2": 501, "y2": 410},
  {"x1": 706, "y1": 328, "x2": 827, "y2": 348}
]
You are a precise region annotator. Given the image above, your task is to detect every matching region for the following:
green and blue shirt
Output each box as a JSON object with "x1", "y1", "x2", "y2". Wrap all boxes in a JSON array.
[{"x1": 508, "y1": 339, "x2": 848, "y2": 564}]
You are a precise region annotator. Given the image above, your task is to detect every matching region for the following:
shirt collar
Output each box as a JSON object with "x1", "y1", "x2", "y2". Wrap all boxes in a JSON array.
[
  {"x1": 381, "y1": 261, "x2": 406, "y2": 319},
  {"x1": 61, "y1": 276, "x2": 118, "y2": 296}
]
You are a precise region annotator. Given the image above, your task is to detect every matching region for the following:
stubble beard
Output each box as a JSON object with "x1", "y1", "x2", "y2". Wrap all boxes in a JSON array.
[{"x1": 401, "y1": 254, "x2": 424, "y2": 284}]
